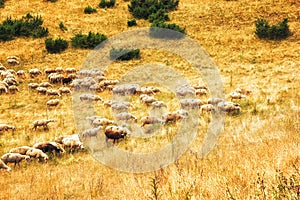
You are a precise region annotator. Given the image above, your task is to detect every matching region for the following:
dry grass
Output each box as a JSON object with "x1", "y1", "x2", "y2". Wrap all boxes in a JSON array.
[{"x1": 0, "y1": 0, "x2": 300, "y2": 199}]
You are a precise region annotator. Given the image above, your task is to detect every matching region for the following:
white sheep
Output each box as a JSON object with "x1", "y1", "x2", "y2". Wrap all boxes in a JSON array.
[
  {"x1": 200, "y1": 104, "x2": 215, "y2": 113},
  {"x1": 29, "y1": 68, "x2": 42, "y2": 78},
  {"x1": 46, "y1": 89, "x2": 61, "y2": 97},
  {"x1": 112, "y1": 84, "x2": 140, "y2": 96},
  {"x1": 92, "y1": 118, "x2": 116, "y2": 127},
  {"x1": 9, "y1": 146, "x2": 31, "y2": 155},
  {"x1": 217, "y1": 101, "x2": 241, "y2": 113},
  {"x1": 16, "y1": 70, "x2": 26, "y2": 78},
  {"x1": 58, "y1": 87, "x2": 72, "y2": 95},
  {"x1": 33, "y1": 119, "x2": 56, "y2": 130},
  {"x1": 207, "y1": 97, "x2": 224, "y2": 105},
  {"x1": 111, "y1": 101, "x2": 131, "y2": 113},
  {"x1": 65, "y1": 67, "x2": 77, "y2": 74},
  {"x1": 61, "y1": 138, "x2": 84, "y2": 153},
  {"x1": 175, "y1": 85, "x2": 195, "y2": 98},
  {"x1": 46, "y1": 99, "x2": 60, "y2": 107},
  {"x1": 1, "y1": 153, "x2": 31, "y2": 168},
  {"x1": 229, "y1": 91, "x2": 246, "y2": 100},
  {"x1": 55, "y1": 67, "x2": 64, "y2": 74},
  {"x1": 79, "y1": 94, "x2": 102, "y2": 102},
  {"x1": 0, "y1": 124, "x2": 16, "y2": 133},
  {"x1": 115, "y1": 112, "x2": 138, "y2": 123},
  {"x1": 137, "y1": 86, "x2": 160, "y2": 95},
  {"x1": 0, "y1": 159, "x2": 11, "y2": 172},
  {"x1": 36, "y1": 87, "x2": 47, "y2": 95},
  {"x1": 82, "y1": 126, "x2": 103, "y2": 138},
  {"x1": 180, "y1": 98, "x2": 203, "y2": 110},
  {"x1": 0, "y1": 84, "x2": 8, "y2": 94},
  {"x1": 39, "y1": 82, "x2": 53, "y2": 88},
  {"x1": 8, "y1": 85, "x2": 19, "y2": 94},
  {"x1": 28, "y1": 83, "x2": 39, "y2": 90},
  {"x1": 26, "y1": 148, "x2": 49, "y2": 162}
]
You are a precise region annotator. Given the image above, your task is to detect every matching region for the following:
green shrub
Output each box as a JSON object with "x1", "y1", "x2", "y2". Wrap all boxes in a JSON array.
[
  {"x1": 84, "y1": 5, "x2": 97, "y2": 14},
  {"x1": 0, "y1": 13, "x2": 48, "y2": 41},
  {"x1": 71, "y1": 32, "x2": 107, "y2": 49},
  {"x1": 149, "y1": 20, "x2": 185, "y2": 39},
  {"x1": 127, "y1": 19, "x2": 137, "y2": 27},
  {"x1": 255, "y1": 18, "x2": 291, "y2": 40},
  {"x1": 99, "y1": 0, "x2": 115, "y2": 8},
  {"x1": 46, "y1": 0, "x2": 57, "y2": 2},
  {"x1": 148, "y1": 9, "x2": 170, "y2": 22},
  {"x1": 0, "y1": 0, "x2": 5, "y2": 8},
  {"x1": 109, "y1": 47, "x2": 140, "y2": 60},
  {"x1": 128, "y1": 0, "x2": 178, "y2": 19},
  {"x1": 59, "y1": 22, "x2": 68, "y2": 32},
  {"x1": 45, "y1": 38, "x2": 68, "y2": 53}
]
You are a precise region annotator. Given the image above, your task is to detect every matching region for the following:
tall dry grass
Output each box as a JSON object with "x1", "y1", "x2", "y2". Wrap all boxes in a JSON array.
[{"x1": 0, "y1": 0, "x2": 299, "y2": 199}]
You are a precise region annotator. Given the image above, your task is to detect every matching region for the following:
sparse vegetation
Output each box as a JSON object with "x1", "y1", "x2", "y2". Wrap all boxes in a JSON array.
[
  {"x1": 109, "y1": 47, "x2": 140, "y2": 60},
  {"x1": 59, "y1": 22, "x2": 67, "y2": 32},
  {"x1": 45, "y1": 38, "x2": 68, "y2": 53},
  {"x1": 99, "y1": 0, "x2": 115, "y2": 8},
  {"x1": 127, "y1": 18, "x2": 137, "y2": 26},
  {"x1": 0, "y1": 13, "x2": 48, "y2": 41},
  {"x1": 71, "y1": 32, "x2": 107, "y2": 49},
  {"x1": 148, "y1": 9, "x2": 170, "y2": 23},
  {"x1": 0, "y1": 0, "x2": 5, "y2": 8},
  {"x1": 255, "y1": 18, "x2": 291, "y2": 40},
  {"x1": 84, "y1": 5, "x2": 97, "y2": 14},
  {"x1": 149, "y1": 20, "x2": 185, "y2": 39}
]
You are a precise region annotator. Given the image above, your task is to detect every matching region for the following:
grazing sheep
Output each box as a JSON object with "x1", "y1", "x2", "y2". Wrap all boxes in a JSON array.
[
  {"x1": 16, "y1": 70, "x2": 26, "y2": 78},
  {"x1": 140, "y1": 94, "x2": 157, "y2": 105},
  {"x1": 229, "y1": 91, "x2": 246, "y2": 100},
  {"x1": 175, "y1": 85, "x2": 195, "y2": 98},
  {"x1": 26, "y1": 148, "x2": 48, "y2": 162},
  {"x1": 137, "y1": 86, "x2": 160, "y2": 95},
  {"x1": 55, "y1": 67, "x2": 64, "y2": 74},
  {"x1": 48, "y1": 73, "x2": 64, "y2": 84},
  {"x1": 39, "y1": 82, "x2": 52, "y2": 88},
  {"x1": 33, "y1": 142, "x2": 65, "y2": 155},
  {"x1": 46, "y1": 89, "x2": 61, "y2": 97},
  {"x1": 99, "y1": 80, "x2": 119, "y2": 89},
  {"x1": 195, "y1": 88, "x2": 208, "y2": 96},
  {"x1": 112, "y1": 84, "x2": 140, "y2": 96},
  {"x1": 62, "y1": 77, "x2": 73, "y2": 85},
  {"x1": 9, "y1": 146, "x2": 31, "y2": 155},
  {"x1": 3, "y1": 77, "x2": 18, "y2": 86},
  {"x1": 36, "y1": 87, "x2": 47, "y2": 95},
  {"x1": 140, "y1": 116, "x2": 165, "y2": 127},
  {"x1": 163, "y1": 112, "x2": 183, "y2": 123},
  {"x1": 46, "y1": 99, "x2": 60, "y2": 107},
  {"x1": 207, "y1": 97, "x2": 224, "y2": 105},
  {"x1": 115, "y1": 112, "x2": 138, "y2": 123},
  {"x1": 82, "y1": 126, "x2": 103, "y2": 138},
  {"x1": 0, "y1": 84, "x2": 8, "y2": 94},
  {"x1": 235, "y1": 87, "x2": 253, "y2": 95},
  {"x1": 151, "y1": 101, "x2": 167, "y2": 109},
  {"x1": 217, "y1": 101, "x2": 241, "y2": 113},
  {"x1": 0, "y1": 124, "x2": 16, "y2": 133},
  {"x1": 89, "y1": 83, "x2": 104, "y2": 92},
  {"x1": 0, "y1": 159, "x2": 11, "y2": 172},
  {"x1": 44, "y1": 68, "x2": 56, "y2": 75},
  {"x1": 58, "y1": 87, "x2": 72, "y2": 95},
  {"x1": 200, "y1": 104, "x2": 215, "y2": 113},
  {"x1": 95, "y1": 75, "x2": 107, "y2": 82},
  {"x1": 104, "y1": 125, "x2": 129, "y2": 143},
  {"x1": 7, "y1": 56, "x2": 20, "y2": 65},
  {"x1": 79, "y1": 94, "x2": 102, "y2": 102},
  {"x1": 29, "y1": 68, "x2": 42, "y2": 78},
  {"x1": 1, "y1": 153, "x2": 31, "y2": 168},
  {"x1": 86, "y1": 116, "x2": 105, "y2": 124},
  {"x1": 28, "y1": 83, "x2": 39, "y2": 90},
  {"x1": 0, "y1": 65, "x2": 6, "y2": 71},
  {"x1": 111, "y1": 101, "x2": 131, "y2": 113},
  {"x1": 65, "y1": 68, "x2": 77, "y2": 74},
  {"x1": 92, "y1": 118, "x2": 116, "y2": 127},
  {"x1": 8, "y1": 85, "x2": 19, "y2": 94},
  {"x1": 192, "y1": 84, "x2": 208, "y2": 90},
  {"x1": 180, "y1": 98, "x2": 203, "y2": 110},
  {"x1": 61, "y1": 138, "x2": 84, "y2": 153},
  {"x1": 33, "y1": 119, "x2": 56, "y2": 130},
  {"x1": 55, "y1": 134, "x2": 80, "y2": 144}
]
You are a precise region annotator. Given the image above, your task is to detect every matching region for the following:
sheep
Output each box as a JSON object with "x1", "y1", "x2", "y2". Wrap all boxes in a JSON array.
[
  {"x1": 195, "y1": 88, "x2": 208, "y2": 96},
  {"x1": 137, "y1": 86, "x2": 160, "y2": 95},
  {"x1": 58, "y1": 87, "x2": 72, "y2": 95},
  {"x1": 33, "y1": 142, "x2": 65, "y2": 155},
  {"x1": 55, "y1": 67, "x2": 64, "y2": 74},
  {"x1": 200, "y1": 104, "x2": 215, "y2": 113},
  {"x1": 7, "y1": 56, "x2": 20, "y2": 65},
  {"x1": 163, "y1": 112, "x2": 183, "y2": 123},
  {"x1": 3, "y1": 77, "x2": 18, "y2": 86},
  {"x1": 78, "y1": 69, "x2": 104, "y2": 77},
  {"x1": 180, "y1": 98, "x2": 203, "y2": 110},
  {"x1": 46, "y1": 99, "x2": 60, "y2": 107},
  {"x1": 39, "y1": 82, "x2": 52, "y2": 88},
  {"x1": 0, "y1": 124, "x2": 16, "y2": 133},
  {"x1": 92, "y1": 118, "x2": 116, "y2": 127},
  {"x1": 55, "y1": 134, "x2": 81, "y2": 144},
  {"x1": 0, "y1": 65, "x2": 6, "y2": 71},
  {"x1": 1, "y1": 153, "x2": 31, "y2": 168},
  {"x1": 26, "y1": 148, "x2": 49, "y2": 162},
  {"x1": 46, "y1": 89, "x2": 61, "y2": 97},
  {"x1": 33, "y1": 119, "x2": 56, "y2": 130},
  {"x1": 95, "y1": 75, "x2": 107, "y2": 82},
  {"x1": 112, "y1": 84, "x2": 140, "y2": 96},
  {"x1": 140, "y1": 94, "x2": 157, "y2": 105},
  {"x1": 44, "y1": 68, "x2": 56, "y2": 75},
  {"x1": 235, "y1": 87, "x2": 253, "y2": 95},
  {"x1": 86, "y1": 115, "x2": 105, "y2": 124},
  {"x1": 99, "y1": 80, "x2": 119, "y2": 88},
  {"x1": 207, "y1": 97, "x2": 224, "y2": 105},
  {"x1": 8, "y1": 85, "x2": 19, "y2": 94},
  {"x1": 62, "y1": 77, "x2": 73, "y2": 85},
  {"x1": 89, "y1": 84, "x2": 104, "y2": 92},
  {"x1": 140, "y1": 116, "x2": 165, "y2": 127},
  {"x1": 82, "y1": 126, "x2": 103, "y2": 139},
  {"x1": 36, "y1": 87, "x2": 47, "y2": 95},
  {"x1": 115, "y1": 112, "x2": 138, "y2": 123},
  {"x1": 61, "y1": 138, "x2": 84, "y2": 153},
  {"x1": 111, "y1": 101, "x2": 131, "y2": 113},
  {"x1": 104, "y1": 125, "x2": 130, "y2": 143},
  {"x1": 151, "y1": 101, "x2": 167, "y2": 109},
  {"x1": 192, "y1": 84, "x2": 208, "y2": 90},
  {"x1": 229, "y1": 91, "x2": 246, "y2": 100},
  {"x1": 65, "y1": 68, "x2": 77, "y2": 74},
  {"x1": 79, "y1": 94, "x2": 102, "y2": 102},
  {"x1": 0, "y1": 84, "x2": 8, "y2": 94},
  {"x1": 29, "y1": 68, "x2": 42, "y2": 78},
  {"x1": 9, "y1": 146, "x2": 31, "y2": 155},
  {"x1": 16, "y1": 70, "x2": 26, "y2": 78},
  {"x1": 175, "y1": 85, "x2": 195, "y2": 98},
  {"x1": 28, "y1": 83, "x2": 39, "y2": 90},
  {"x1": 217, "y1": 101, "x2": 241, "y2": 113},
  {"x1": 48, "y1": 73, "x2": 64, "y2": 84},
  {"x1": 0, "y1": 159, "x2": 11, "y2": 172}
]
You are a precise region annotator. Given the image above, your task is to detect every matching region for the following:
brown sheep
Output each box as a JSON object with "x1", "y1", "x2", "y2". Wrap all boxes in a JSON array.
[
  {"x1": 0, "y1": 124, "x2": 16, "y2": 133},
  {"x1": 104, "y1": 125, "x2": 129, "y2": 143},
  {"x1": 140, "y1": 116, "x2": 165, "y2": 127},
  {"x1": 33, "y1": 119, "x2": 56, "y2": 130},
  {"x1": 26, "y1": 148, "x2": 49, "y2": 162},
  {"x1": 33, "y1": 142, "x2": 65, "y2": 155},
  {"x1": 9, "y1": 146, "x2": 31, "y2": 155},
  {"x1": 1, "y1": 153, "x2": 31, "y2": 168},
  {"x1": 46, "y1": 99, "x2": 60, "y2": 107}
]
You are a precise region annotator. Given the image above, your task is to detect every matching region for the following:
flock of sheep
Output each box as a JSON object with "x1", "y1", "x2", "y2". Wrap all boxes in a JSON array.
[{"x1": 0, "y1": 56, "x2": 253, "y2": 172}]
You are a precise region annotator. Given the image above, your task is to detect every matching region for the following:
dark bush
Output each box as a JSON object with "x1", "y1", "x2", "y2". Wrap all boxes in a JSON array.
[
  {"x1": 109, "y1": 47, "x2": 141, "y2": 61},
  {"x1": 148, "y1": 9, "x2": 170, "y2": 22},
  {"x1": 255, "y1": 18, "x2": 291, "y2": 40},
  {"x1": 59, "y1": 22, "x2": 68, "y2": 32},
  {"x1": 149, "y1": 20, "x2": 185, "y2": 39},
  {"x1": 45, "y1": 38, "x2": 68, "y2": 54},
  {"x1": 71, "y1": 32, "x2": 107, "y2": 49},
  {"x1": 99, "y1": 0, "x2": 115, "y2": 8},
  {"x1": 46, "y1": 0, "x2": 57, "y2": 2},
  {"x1": 128, "y1": 0, "x2": 178, "y2": 19},
  {"x1": 0, "y1": 0, "x2": 5, "y2": 8},
  {"x1": 0, "y1": 13, "x2": 48, "y2": 41},
  {"x1": 127, "y1": 19, "x2": 137, "y2": 27},
  {"x1": 84, "y1": 5, "x2": 97, "y2": 14}
]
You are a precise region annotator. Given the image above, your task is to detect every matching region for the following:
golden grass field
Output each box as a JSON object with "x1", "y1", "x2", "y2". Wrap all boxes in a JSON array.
[{"x1": 0, "y1": 0, "x2": 299, "y2": 199}]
